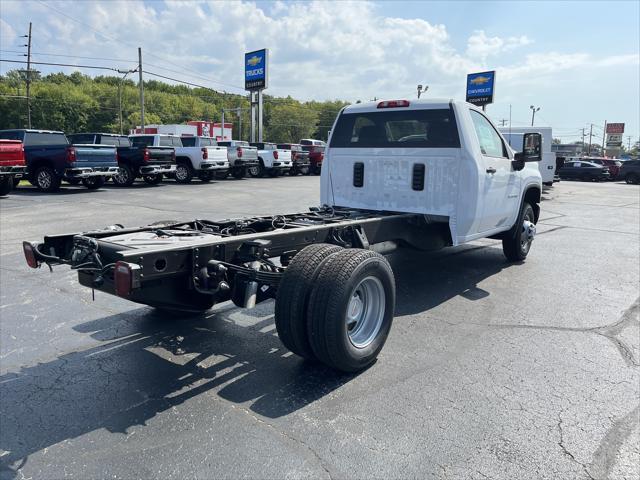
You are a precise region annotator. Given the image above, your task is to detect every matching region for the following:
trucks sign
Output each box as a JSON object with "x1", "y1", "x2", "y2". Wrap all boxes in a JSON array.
[
  {"x1": 466, "y1": 71, "x2": 496, "y2": 106},
  {"x1": 606, "y1": 123, "x2": 625, "y2": 134},
  {"x1": 245, "y1": 49, "x2": 268, "y2": 91}
]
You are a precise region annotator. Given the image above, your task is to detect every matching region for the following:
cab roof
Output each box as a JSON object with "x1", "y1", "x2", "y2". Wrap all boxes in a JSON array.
[{"x1": 342, "y1": 98, "x2": 458, "y2": 114}]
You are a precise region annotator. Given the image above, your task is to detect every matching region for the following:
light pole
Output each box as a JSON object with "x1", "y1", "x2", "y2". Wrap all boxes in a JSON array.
[
  {"x1": 417, "y1": 84, "x2": 428, "y2": 98},
  {"x1": 530, "y1": 105, "x2": 540, "y2": 126},
  {"x1": 117, "y1": 69, "x2": 137, "y2": 135}
]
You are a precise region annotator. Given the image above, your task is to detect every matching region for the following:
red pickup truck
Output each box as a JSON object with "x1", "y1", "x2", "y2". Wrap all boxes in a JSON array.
[{"x1": 0, "y1": 139, "x2": 27, "y2": 196}]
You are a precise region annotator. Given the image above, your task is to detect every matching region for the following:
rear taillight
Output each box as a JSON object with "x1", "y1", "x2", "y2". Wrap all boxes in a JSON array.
[
  {"x1": 171, "y1": 151, "x2": 176, "y2": 161},
  {"x1": 143, "y1": 148, "x2": 150, "y2": 162},
  {"x1": 377, "y1": 100, "x2": 410, "y2": 108},
  {"x1": 114, "y1": 261, "x2": 141, "y2": 297},
  {"x1": 202, "y1": 148, "x2": 208, "y2": 160},
  {"x1": 23, "y1": 241, "x2": 39, "y2": 269},
  {"x1": 66, "y1": 147, "x2": 77, "y2": 164},
  {"x1": 273, "y1": 150, "x2": 279, "y2": 160},
  {"x1": 237, "y1": 147, "x2": 243, "y2": 158},
  {"x1": 115, "y1": 150, "x2": 120, "y2": 162}
]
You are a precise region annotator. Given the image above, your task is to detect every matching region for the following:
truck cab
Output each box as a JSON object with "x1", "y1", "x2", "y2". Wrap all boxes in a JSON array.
[
  {"x1": 321, "y1": 98, "x2": 542, "y2": 246},
  {"x1": 248, "y1": 142, "x2": 293, "y2": 177}
]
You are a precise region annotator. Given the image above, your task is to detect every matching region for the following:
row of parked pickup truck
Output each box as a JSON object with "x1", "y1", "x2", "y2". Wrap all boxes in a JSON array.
[{"x1": 0, "y1": 129, "x2": 327, "y2": 195}]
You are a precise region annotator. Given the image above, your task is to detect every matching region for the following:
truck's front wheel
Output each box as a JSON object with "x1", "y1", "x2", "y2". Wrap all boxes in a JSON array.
[
  {"x1": 275, "y1": 243, "x2": 343, "y2": 360},
  {"x1": 307, "y1": 249, "x2": 396, "y2": 372},
  {"x1": 174, "y1": 163, "x2": 193, "y2": 184},
  {"x1": 34, "y1": 166, "x2": 61, "y2": 192},
  {"x1": 502, "y1": 202, "x2": 536, "y2": 262}
]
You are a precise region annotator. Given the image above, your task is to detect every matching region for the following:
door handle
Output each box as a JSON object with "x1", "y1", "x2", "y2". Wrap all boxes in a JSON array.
[{"x1": 486, "y1": 167, "x2": 496, "y2": 174}]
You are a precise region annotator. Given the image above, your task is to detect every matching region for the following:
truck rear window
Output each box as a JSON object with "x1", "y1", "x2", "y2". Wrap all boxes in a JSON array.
[
  {"x1": 330, "y1": 109, "x2": 460, "y2": 148},
  {"x1": 101, "y1": 136, "x2": 130, "y2": 147},
  {"x1": 24, "y1": 132, "x2": 69, "y2": 146},
  {"x1": 130, "y1": 136, "x2": 154, "y2": 147}
]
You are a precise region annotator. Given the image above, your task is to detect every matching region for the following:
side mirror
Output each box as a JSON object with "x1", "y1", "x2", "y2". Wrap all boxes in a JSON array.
[{"x1": 514, "y1": 132, "x2": 542, "y2": 162}]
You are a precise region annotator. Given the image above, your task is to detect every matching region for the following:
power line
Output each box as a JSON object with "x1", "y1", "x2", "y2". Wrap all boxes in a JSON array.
[
  {"x1": 0, "y1": 58, "x2": 120, "y2": 71},
  {"x1": 35, "y1": 0, "x2": 245, "y2": 92},
  {"x1": 0, "y1": 49, "x2": 137, "y2": 63}
]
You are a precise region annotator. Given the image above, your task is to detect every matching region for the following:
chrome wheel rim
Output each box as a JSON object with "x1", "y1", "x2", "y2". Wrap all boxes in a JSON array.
[
  {"x1": 521, "y1": 216, "x2": 536, "y2": 253},
  {"x1": 37, "y1": 170, "x2": 51, "y2": 189},
  {"x1": 114, "y1": 167, "x2": 129, "y2": 184},
  {"x1": 175, "y1": 165, "x2": 187, "y2": 180},
  {"x1": 346, "y1": 276, "x2": 385, "y2": 349}
]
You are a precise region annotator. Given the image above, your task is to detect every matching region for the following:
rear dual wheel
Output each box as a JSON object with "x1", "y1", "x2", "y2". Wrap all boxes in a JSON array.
[{"x1": 275, "y1": 245, "x2": 396, "y2": 372}]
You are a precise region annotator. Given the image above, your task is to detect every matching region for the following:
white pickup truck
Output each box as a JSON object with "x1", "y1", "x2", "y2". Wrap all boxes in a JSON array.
[
  {"x1": 24, "y1": 98, "x2": 542, "y2": 373},
  {"x1": 216, "y1": 140, "x2": 259, "y2": 179},
  {"x1": 248, "y1": 142, "x2": 293, "y2": 177},
  {"x1": 175, "y1": 136, "x2": 229, "y2": 183}
]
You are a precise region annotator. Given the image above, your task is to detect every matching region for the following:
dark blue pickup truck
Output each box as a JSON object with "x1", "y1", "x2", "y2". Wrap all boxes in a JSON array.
[{"x1": 0, "y1": 129, "x2": 120, "y2": 192}]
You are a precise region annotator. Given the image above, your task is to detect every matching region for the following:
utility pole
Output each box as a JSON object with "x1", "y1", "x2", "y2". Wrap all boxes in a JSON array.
[
  {"x1": 25, "y1": 22, "x2": 32, "y2": 128},
  {"x1": 117, "y1": 69, "x2": 136, "y2": 135},
  {"x1": 582, "y1": 128, "x2": 586, "y2": 154},
  {"x1": 602, "y1": 121, "x2": 607, "y2": 157},
  {"x1": 627, "y1": 136, "x2": 632, "y2": 151},
  {"x1": 138, "y1": 47, "x2": 145, "y2": 130},
  {"x1": 588, "y1": 123, "x2": 593, "y2": 155},
  {"x1": 237, "y1": 107, "x2": 242, "y2": 141}
]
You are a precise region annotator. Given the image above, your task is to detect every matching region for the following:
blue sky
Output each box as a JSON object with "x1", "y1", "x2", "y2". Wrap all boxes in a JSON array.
[{"x1": 1, "y1": 0, "x2": 638, "y2": 144}]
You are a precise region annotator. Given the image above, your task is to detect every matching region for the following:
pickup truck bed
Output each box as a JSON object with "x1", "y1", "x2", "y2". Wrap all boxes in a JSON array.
[{"x1": 0, "y1": 139, "x2": 27, "y2": 196}]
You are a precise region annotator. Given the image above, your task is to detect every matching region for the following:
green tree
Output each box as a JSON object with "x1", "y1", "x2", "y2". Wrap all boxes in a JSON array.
[{"x1": 265, "y1": 102, "x2": 319, "y2": 143}]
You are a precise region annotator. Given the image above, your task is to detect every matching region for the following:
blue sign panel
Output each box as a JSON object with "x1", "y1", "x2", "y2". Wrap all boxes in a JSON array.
[
  {"x1": 245, "y1": 49, "x2": 268, "y2": 91},
  {"x1": 466, "y1": 71, "x2": 495, "y2": 106}
]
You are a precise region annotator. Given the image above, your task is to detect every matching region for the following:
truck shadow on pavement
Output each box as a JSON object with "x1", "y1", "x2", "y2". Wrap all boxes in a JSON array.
[{"x1": 0, "y1": 242, "x2": 513, "y2": 478}]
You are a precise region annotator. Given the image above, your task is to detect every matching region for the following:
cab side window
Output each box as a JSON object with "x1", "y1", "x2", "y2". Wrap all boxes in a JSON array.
[{"x1": 470, "y1": 110, "x2": 507, "y2": 158}]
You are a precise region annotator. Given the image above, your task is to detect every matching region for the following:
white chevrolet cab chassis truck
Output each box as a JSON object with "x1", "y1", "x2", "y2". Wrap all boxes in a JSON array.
[{"x1": 24, "y1": 99, "x2": 542, "y2": 373}]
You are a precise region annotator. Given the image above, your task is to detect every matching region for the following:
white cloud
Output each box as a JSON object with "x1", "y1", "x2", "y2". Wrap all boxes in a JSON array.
[
  {"x1": 466, "y1": 30, "x2": 532, "y2": 60},
  {"x1": 0, "y1": 0, "x2": 637, "y2": 114}
]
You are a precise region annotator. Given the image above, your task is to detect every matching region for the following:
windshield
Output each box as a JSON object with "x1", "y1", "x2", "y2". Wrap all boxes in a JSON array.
[{"x1": 330, "y1": 108, "x2": 460, "y2": 148}]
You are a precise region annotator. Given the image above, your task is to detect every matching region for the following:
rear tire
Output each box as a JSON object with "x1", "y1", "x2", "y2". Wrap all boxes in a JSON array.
[
  {"x1": 275, "y1": 244, "x2": 343, "y2": 360},
  {"x1": 82, "y1": 176, "x2": 105, "y2": 190},
  {"x1": 626, "y1": 173, "x2": 639, "y2": 185},
  {"x1": 307, "y1": 249, "x2": 396, "y2": 372},
  {"x1": 0, "y1": 177, "x2": 12, "y2": 196},
  {"x1": 143, "y1": 174, "x2": 163, "y2": 185},
  {"x1": 174, "y1": 163, "x2": 193, "y2": 184},
  {"x1": 34, "y1": 166, "x2": 61, "y2": 192},
  {"x1": 112, "y1": 165, "x2": 135, "y2": 187},
  {"x1": 232, "y1": 167, "x2": 246, "y2": 179},
  {"x1": 198, "y1": 171, "x2": 214, "y2": 182},
  {"x1": 502, "y1": 202, "x2": 536, "y2": 262}
]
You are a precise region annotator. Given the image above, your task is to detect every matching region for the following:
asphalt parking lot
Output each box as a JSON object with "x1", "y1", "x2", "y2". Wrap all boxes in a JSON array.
[{"x1": 1, "y1": 177, "x2": 638, "y2": 480}]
